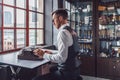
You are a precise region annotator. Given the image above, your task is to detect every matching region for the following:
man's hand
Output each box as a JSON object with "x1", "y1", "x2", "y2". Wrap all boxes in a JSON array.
[
  {"x1": 44, "y1": 50, "x2": 52, "y2": 54},
  {"x1": 33, "y1": 48, "x2": 44, "y2": 58}
]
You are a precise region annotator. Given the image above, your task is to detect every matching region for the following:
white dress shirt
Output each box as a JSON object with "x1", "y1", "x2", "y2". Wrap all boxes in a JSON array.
[{"x1": 43, "y1": 23, "x2": 73, "y2": 63}]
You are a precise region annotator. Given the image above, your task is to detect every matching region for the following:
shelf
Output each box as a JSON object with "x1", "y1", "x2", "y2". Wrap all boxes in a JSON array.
[
  {"x1": 99, "y1": 37, "x2": 120, "y2": 41},
  {"x1": 78, "y1": 39, "x2": 92, "y2": 43},
  {"x1": 98, "y1": 1, "x2": 120, "y2": 58}
]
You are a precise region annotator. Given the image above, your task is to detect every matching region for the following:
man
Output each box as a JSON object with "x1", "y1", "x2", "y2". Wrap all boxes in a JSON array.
[{"x1": 33, "y1": 9, "x2": 82, "y2": 80}]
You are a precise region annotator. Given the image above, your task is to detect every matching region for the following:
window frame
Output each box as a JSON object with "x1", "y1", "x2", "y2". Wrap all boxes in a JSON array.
[{"x1": 0, "y1": 0, "x2": 45, "y2": 53}]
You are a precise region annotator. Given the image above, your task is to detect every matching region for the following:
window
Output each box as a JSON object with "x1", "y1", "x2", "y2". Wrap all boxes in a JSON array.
[{"x1": 0, "y1": 0, "x2": 44, "y2": 52}]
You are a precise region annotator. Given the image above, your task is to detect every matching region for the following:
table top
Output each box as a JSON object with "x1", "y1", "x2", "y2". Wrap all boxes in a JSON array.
[{"x1": 0, "y1": 51, "x2": 50, "y2": 69}]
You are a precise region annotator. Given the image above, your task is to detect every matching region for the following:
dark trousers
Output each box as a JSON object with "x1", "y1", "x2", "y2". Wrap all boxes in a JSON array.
[
  {"x1": 32, "y1": 69, "x2": 79, "y2": 80},
  {"x1": 32, "y1": 65, "x2": 83, "y2": 80}
]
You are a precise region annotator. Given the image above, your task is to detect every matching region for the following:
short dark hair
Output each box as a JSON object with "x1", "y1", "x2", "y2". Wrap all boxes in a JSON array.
[{"x1": 52, "y1": 9, "x2": 68, "y2": 19}]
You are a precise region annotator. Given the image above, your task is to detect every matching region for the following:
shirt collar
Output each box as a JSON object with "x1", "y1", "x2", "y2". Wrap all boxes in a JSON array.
[{"x1": 59, "y1": 23, "x2": 69, "y2": 31}]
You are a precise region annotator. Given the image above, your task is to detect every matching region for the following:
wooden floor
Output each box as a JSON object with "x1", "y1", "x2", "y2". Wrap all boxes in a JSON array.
[{"x1": 81, "y1": 75, "x2": 111, "y2": 80}]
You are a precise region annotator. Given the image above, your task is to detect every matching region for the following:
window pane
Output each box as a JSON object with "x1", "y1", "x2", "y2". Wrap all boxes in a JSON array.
[
  {"x1": 3, "y1": 29, "x2": 14, "y2": 51},
  {"x1": 29, "y1": 12, "x2": 43, "y2": 28},
  {"x1": 16, "y1": 0, "x2": 26, "y2": 8},
  {"x1": 29, "y1": 12, "x2": 37, "y2": 28},
  {"x1": 29, "y1": 0, "x2": 36, "y2": 11},
  {"x1": 17, "y1": 29, "x2": 25, "y2": 48},
  {"x1": 29, "y1": 29, "x2": 36, "y2": 46},
  {"x1": 4, "y1": 6, "x2": 14, "y2": 27},
  {"x1": 37, "y1": 0, "x2": 43, "y2": 12},
  {"x1": 16, "y1": 9, "x2": 26, "y2": 28},
  {"x1": 37, "y1": 30, "x2": 43, "y2": 44},
  {"x1": 37, "y1": 13, "x2": 43, "y2": 28},
  {"x1": 29, "y1": 0, "x2": 43, "y2": 12},
  {"x1": 3, "y1": 0, "x2": 14, "y2": 6}
]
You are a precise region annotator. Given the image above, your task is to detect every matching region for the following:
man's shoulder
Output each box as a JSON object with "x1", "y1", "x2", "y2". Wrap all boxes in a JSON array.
[{"x1": 59, "y1": 28, "x2": 69, "y2": 34}]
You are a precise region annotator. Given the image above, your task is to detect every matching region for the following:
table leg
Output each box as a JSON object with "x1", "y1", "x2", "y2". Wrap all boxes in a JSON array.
[{"x1": 10, "y1": 66, "x2": 21, "y2": 80}]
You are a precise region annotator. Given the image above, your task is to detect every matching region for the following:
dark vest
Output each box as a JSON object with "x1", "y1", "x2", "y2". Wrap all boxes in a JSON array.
[
  {"x1": 58, "y1": 26, "x2": 78, "y2": 71},
  {"x1": 58, "y1": 44, "x2": 76, "y2": 71}
]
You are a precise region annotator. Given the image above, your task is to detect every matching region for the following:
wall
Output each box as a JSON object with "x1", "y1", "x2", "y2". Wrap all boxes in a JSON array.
[
  {"x1": 44, "y1": 0, "x2": 53, "y2": 45},
  {"x1": 53, "y1": 0, "x2": 58, "y2": 45},
  {"x1": 45, "y1": 0, "x2": 58, "y2": 45}
]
